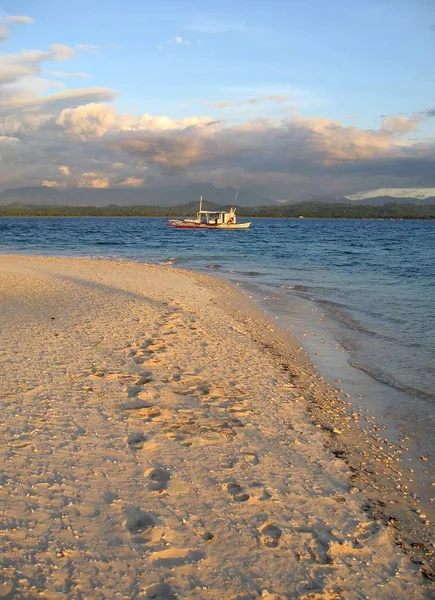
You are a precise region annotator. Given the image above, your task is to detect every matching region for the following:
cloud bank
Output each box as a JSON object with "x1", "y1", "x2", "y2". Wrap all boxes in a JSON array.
[{"x1": 0, "y1": 24, "x2": 434, "y2": 200}]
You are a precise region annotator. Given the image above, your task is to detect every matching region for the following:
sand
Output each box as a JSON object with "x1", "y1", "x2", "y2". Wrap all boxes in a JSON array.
[{"x1": 0, "y1": 255, "x2": 433, "y2": 600}]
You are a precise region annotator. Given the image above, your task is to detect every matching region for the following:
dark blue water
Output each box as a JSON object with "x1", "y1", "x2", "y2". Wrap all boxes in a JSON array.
[{"x1": 1, "y1": 217, "x2": 434, "y2": 403}]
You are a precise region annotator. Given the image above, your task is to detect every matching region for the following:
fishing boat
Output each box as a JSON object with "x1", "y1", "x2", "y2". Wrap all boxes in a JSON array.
[{"x1": 167, "y1": 194, "x2": 251, "y2": 230}]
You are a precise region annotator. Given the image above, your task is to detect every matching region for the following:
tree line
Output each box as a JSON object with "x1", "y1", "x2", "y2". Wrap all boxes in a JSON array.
[{"x1": 1, "y1": 201, "x2": 435, "y2": 219}]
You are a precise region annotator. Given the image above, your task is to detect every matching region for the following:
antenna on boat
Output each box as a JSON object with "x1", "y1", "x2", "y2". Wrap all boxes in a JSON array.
[{"x1": 199, "y1": 195, "x2": 203, "y2": 212}]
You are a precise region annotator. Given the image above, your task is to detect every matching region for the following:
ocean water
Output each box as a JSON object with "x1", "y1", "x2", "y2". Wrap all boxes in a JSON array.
[{"x1": 1, "y1": 216, "x2": 434, "y2": 501}]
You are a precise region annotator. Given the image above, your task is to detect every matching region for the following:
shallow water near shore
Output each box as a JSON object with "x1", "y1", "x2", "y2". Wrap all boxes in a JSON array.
[{"x1": 1, "y1": 216, "x2": 434, "y2": 510}]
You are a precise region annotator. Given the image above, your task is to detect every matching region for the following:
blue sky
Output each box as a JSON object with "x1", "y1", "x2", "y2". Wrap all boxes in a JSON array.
[
  {"x1": 3, "y1": 0, "x2": 434, "y2": 124},
  {"x1": 0, "y1": 0, "x2": 434, "y2": 199}
]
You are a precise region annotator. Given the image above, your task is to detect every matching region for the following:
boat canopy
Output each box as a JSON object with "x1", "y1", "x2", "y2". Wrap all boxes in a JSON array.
[{"x1": 197, "y1": 209, "x2": 236, "y2": 224}]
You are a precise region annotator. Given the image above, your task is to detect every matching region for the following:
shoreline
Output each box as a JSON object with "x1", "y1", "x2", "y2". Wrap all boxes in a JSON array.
[
  {"x1": 236, "y1": 280, "x2": 435, "y2": 518},
  {"x1": 0, "y1": 255, "x2": 433, "y2": 598},
  {"x1": 225, "y1": 279, "x2": 435, "y2": 573}
]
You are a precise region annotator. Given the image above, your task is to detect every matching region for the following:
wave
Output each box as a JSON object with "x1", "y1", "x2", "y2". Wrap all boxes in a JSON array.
[
  {"x1": 348, "y1": 360, "x2": 435, "y2": 403},
  {"x1": 288, "y1": 286, "x2": 382, "y2": 339},
  {"x1": 316, "y1": 300, "x2": 379, "y2": 337},
  {"x1": 94, "y1": 241, "x2": 126, "y2": 246},
  {"x1": 235, "y1": 271, "x2": 263, "y2": 277},
  {"x1": 159, "y1": 256, "x2": 192, "y2": 265}
]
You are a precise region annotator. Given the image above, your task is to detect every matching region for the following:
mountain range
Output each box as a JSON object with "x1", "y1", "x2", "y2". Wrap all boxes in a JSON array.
[{"x1": 0, "y1": 185, "x2": 435, "y2": 207}]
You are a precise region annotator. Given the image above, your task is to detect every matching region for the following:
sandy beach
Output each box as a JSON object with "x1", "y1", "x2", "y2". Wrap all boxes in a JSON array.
[{"x1": 0, "y1": 255, "x2": 433, "y2": 600}]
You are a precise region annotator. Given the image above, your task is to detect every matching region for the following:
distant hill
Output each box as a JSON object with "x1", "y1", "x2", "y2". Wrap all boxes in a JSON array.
[
  {"x1": 345, "y1": 196, "x2": 435, "y2": 206},
  {"x1": 1, "y1": 200, "x2": 435, "y2": 219},
  {"x1": 283, "y1": 195, "x2": 435, "y2": 206},
  {"x1": 1, "y1": 186, "x2": 435, "y2": 209},
  {"x1": 0, "y1": 184, "x2": 278, "y2": 208}
]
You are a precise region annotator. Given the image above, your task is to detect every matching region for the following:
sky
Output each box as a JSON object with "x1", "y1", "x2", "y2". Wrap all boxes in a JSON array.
[{"x1": 0, "y1": 0, "x2": 434, "y2": 201}]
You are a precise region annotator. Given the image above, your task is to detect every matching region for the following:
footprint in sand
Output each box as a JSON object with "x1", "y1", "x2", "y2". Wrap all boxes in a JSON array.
[
  {"x1": 256, "y1": 593, "x2": 288, "y2": 600},
  {"x1": 133, "y1": 355, "x2": 147, "y2": 365},
  {"x1": 126, "y1": 373, "x2": 153, "y2": 397},
  {"x1": 120, "y1": 399, "x2": 162, "y2": 420},
  {"x1": 224, "y1": 482, "x2": 250, "y2": 502},
  {"x1": 124, "y1": 506, "x2": 155, "y2": 534},
  {"x1": 166, "y1": 431, "x2": 186, "y2": 443},
  {"x1": 190, "y1": 517, "x2": 216, "y2": 542},
  {"x1": 151, "y1": 548, "x2": 204, "y2": 567},
  {"x1": 131, "y1": 340, "x2": 167, "y2": 363},
  {"x1": 241, "y1": 451, "x2": 260, "y2": 465},
  {"x1": 293, "y1": 526, "x2": 330, "y2": 564},
  {"x1": 134, "y1": 374, "x2": 153, "y2": 385},
  {"x1": 145, "y1": 341, "x2": 167, "y2": 354},
  {"x1": 145, "y1": 467, "x2": 171, "y2": 491},
  {"x1": 228, "y1": 409, "x2": 250, "y2": 418},
  {"x1": 127, "y1": 431, "x2": 147, "y2": 450},
  {"x1": 120, "y1": 399, "x2": 151, "y2": 410},
  {"x1": 249, "y1": 482, "x2": 272, "y2": 501},
  {"x1": 220, "y1": 458, "x2": 236, "y2": 469},
  {"x1": 295, "y1": 592, "x2": 342, "y2": 600},
  {"x1": 144, "y1": 582, "x2": 177, "y2": 600},
  {"x1": 259, "y1": 523, "x2": 282, "y2": 547}
]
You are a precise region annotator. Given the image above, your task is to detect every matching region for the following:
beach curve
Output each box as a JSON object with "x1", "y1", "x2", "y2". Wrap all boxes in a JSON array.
[{"x1": 0, "y1": 255, "x2": 433, "y2": 600}]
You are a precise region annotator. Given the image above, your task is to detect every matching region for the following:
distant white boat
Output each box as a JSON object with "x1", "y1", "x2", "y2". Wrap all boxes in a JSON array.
[{"x1": 167, "y1": 194, "x2": 251, "y2": 230}]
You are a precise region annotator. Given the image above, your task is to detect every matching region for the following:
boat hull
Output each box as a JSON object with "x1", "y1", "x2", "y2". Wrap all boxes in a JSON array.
[{"x1": 167, "y1": 221, "x2": 251, "y2": 229}]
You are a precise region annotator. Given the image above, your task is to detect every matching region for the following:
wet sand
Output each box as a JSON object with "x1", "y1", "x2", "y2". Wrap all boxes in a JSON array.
[{"x1": 0, "y1": 255, "x2": 433, "y2": 599}]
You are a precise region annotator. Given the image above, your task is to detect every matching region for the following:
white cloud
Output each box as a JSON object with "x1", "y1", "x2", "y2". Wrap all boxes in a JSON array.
[
  {"x1": 382, "y1": 115, "x2": 422, "y2": 135},
  {"x1": 4, "y1": 15, "x2": 34, "y2": 24},
  {"x1": 209, "y1": 97, "x2": 259, "y2": 110},
  {"x1": 118, "y1": 112, "x2": 211, "y2": 131},
  {"x1": 0, "y1": 14, "x2": 33, "y2": 42},
  {"x1": 2, "y1": 49, "x2": 50, "y2": 65},
  {"x1": 58, "y1": 165, "x2": 71, "y2": 177},
  {"x1": 45, "y1": 70, "x2": 90, "y2": 79},
  {"x1": 57, "y1": 103, "x2": 116, "y2": 137},
  {"x1": 208, "y1": 100, "x2": 238, "y2": 110},
  {"x1": 1, "y1": 88, "x2": 116, "y2": 116},
  {"x1": 0, "y1": 26, "x2": 433, "y2": 199},
  {"x1": 160, "y1": 36, "x2": 197, "y2": 49},
  {"x1": 76, "y1": 44, "x2": 100, "y2": 54},
  {"x1": 42, "y1": 180, "x2": 63, "y2": 188},
  {"x1": 206, "y1": 95, "x2": 293, "y2": 111},
  {"x1": 0, "y1": 135, "x2": 19, "y2": 144},
  {"x1": 173, "y1": 36, "x2": 190, "y2": 45},
  {"x1": 0, "y1": 44, "x2": 80, "y2": 89},
  {"x1": 50, "y1": 44, "x2": 75, "y2": 61},
  {"x1": 347, "y1": 188, "x2": 435, "y2": 200},
  {"x1": 0, "y1": 64, "x2": 35, "y2": 84},
  {"x1": 119, "y1": 176, "x2": 144, "y2": 187},
  {"x1": 77, "y1": 172, "x2": 110, "y2": 188},
  {"x1": 262, "y1": 94, "x2": 291, "y2": 104}
]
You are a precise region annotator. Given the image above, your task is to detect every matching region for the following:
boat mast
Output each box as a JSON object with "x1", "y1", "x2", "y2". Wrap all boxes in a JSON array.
[
  {"x1": 231, "y1": 188, "x2": 239, "y2": 219},
  {"x1": 233, "y1": 188, "x2": 239, "y2": 208},
  {"x1": 197, "y1": 195, "x2": 203, "y2": 221}
]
